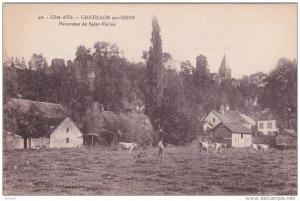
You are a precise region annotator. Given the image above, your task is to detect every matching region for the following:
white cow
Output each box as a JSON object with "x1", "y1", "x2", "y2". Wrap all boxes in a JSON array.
[
  {"x1": 250, "y1": 143, "x2": 259, "y2": 153},
  {"x1": 118, "y1": 142, "x2": 138, "y2": 154},
  {"x1": 212, "y1": 142, "x2": 224, "y2": 153},
  {"x1": 257, "y1": 144, "x2": 269, "y2": 152},
  {"x1": 198, "y1": 141, "x2": 211, "y2": 154}
]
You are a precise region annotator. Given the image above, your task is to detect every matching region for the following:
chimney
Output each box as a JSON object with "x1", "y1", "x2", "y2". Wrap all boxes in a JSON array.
[
  {"x1": 226, "y1": 105, "x2": 230, "y2": 111},
  {"x1": 220, "y1": 105, "x2": 225, "y2": 115}
]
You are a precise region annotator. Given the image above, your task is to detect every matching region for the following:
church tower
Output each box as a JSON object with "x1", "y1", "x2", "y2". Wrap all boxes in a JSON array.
[{"x1": 218, "y1": 55, "x2": 231, "y2": 79}]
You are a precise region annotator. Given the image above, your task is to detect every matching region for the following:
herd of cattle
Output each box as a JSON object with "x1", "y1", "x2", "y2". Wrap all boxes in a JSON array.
[
  {"x1": 197, "y1": 140, "x2": 282, "y2": 154},
  {"x1": 117, "y1": 139, "x2": 287, "y2": 159}
]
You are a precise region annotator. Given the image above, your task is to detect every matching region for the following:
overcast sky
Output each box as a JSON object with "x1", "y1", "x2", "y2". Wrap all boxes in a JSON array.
[{"x1": 4, "y1": 4, "x2": 297, "y2": 78}]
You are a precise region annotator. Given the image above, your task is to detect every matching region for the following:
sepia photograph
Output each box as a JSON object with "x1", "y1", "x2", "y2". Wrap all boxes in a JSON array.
[{"x1": 2, "y1": 3, "x2": 297, "y2": 197}]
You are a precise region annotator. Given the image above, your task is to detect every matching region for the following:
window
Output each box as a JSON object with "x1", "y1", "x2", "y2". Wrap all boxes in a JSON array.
[
  {"x1": 259, "y1": 122, "x2": 264, "y2": 129},
  {"x1": 66, "y1": 128, "x2": 69, "y2": 132},
  {"x1": 213, "y1": 118, "x2": 215, "y2": 123},
  {"x1": 66, "y1": 138, "x2": 69, "y2": 143},
  {"x1": 241, "y1": 134, "x2": 243, "y2": 138},
  {"x1": 267, "y1": 122, "x2": 272, "y2": 129}
]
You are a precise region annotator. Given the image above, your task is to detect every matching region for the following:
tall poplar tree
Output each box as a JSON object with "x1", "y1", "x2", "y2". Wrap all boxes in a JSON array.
[{"x1": 144, "y1": 17, "x2": 166, "y2": 129}]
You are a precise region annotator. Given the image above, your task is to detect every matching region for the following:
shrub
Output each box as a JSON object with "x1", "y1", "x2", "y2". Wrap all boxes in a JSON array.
[{"x1": 87, "y1": 111, "x2": 154, "y2": 147}]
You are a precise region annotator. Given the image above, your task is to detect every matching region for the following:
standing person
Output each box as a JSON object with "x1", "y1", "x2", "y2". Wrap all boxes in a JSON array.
[
  {"x1": 158, "y1": 138, "x2": 164, "y2": 160},
  {"x1": 282, "y1": 143, "x2": 287, "y2": 153}
]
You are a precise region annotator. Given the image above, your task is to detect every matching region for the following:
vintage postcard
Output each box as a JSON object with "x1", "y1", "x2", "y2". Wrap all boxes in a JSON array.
[{"x1": 2, "y1": 3, "x2": 297, "y2": 198}]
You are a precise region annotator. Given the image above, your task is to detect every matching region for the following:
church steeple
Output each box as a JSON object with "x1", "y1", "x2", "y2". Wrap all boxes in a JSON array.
[
  {"x1": 220, "y1": 55, "x2": 228, "y2": 69},
  {"x1": 218, "y1": 54, "x2": 231, "y2": 79}
]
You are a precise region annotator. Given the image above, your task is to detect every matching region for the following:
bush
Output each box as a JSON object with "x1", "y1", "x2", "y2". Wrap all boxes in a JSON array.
[{"x1": 90, "y1": 111, "x2": 154, "y2": 147}]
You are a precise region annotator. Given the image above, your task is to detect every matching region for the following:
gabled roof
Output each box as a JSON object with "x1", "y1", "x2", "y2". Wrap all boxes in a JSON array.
[
  {"x1": 211, "y1": 110, "x2": 244, "y2": 124},
  {"x1": 5, "y1": 98, "x2": 67, "y2": 119},
  {"x1": 239, "y1": 114, "x2": 256, "y2": 125},
  {"x1": 45, "y1": 117, "x2": 81, "y2": 137},
  {"x1": 46, "y1": 117, "x2": 82, "y2": 137},
  {"x1": 215, "y1": 122, "x2": 252, "y2": 134}
]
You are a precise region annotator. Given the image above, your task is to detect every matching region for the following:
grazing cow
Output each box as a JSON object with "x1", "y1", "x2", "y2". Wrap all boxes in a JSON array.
[
  {"x1": 257, "y1": 144, "x2": 269, "y2": 152},
  {"x1": 212, "y1": 142, "x2": 223, "y2": 153},
  {"x1": 198, "y1": 141, "x2": 211, "y2": 154},
  {"x1": 118, "y1": 142, "x2": 138, "y2": 154},
  {"x1": 250, "y1": 143, "x2": 259, "y2": 153}
]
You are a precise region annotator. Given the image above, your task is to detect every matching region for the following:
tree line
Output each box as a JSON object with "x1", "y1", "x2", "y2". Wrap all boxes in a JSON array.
[{"x1": 3, "y1": 17, "x2": 297, "y2": 145}]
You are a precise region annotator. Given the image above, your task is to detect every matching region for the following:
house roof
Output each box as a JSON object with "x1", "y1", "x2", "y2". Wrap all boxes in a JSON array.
[
  {"x1": 252, "y1": 111, "x2": 276, "y2": 121},
  {"x1": 239, "y1": 114, "x2": 256, "y2": 125},
  {"x1": 4, "y1": 131, "x2": 22, "y2": 138},
  {"x1": 5, "y1": 98, "x2": 67, "y2": 119},
  {"x1": 215, "y1": 122, "x2": 252, "y2": 134},
  {"x1": 45, "y1": 117, "x2": 81, "y2": 137},
  {"x1": 211, "y1": 110, "x2": 244, "y2": 124}
]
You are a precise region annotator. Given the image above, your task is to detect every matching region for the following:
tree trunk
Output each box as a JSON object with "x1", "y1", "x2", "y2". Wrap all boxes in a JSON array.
[
  {"x1": 90, "y1": 135, "x2": 94, "y2": 149},
  {"x1": 24, "y1": 137, "x2": 27, "y2": 149}
]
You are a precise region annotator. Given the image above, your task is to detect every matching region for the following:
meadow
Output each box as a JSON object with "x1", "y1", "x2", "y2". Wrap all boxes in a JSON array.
[{"x1": 3, "y1": 144, "x2": 297, "y2": 195}]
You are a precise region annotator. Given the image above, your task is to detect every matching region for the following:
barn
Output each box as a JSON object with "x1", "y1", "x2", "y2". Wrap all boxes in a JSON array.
[
  {"x1": 49, "y1": 117, "x2": 83, "y2": 148},
  {"x1": 213, "y1": 122, "x2": 252, "y2": 148}
]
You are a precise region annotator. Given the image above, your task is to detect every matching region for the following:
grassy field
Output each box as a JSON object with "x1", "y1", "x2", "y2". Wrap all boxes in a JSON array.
[{"x1": 3, "y1": 144, "x2": 297, "y2": 195}]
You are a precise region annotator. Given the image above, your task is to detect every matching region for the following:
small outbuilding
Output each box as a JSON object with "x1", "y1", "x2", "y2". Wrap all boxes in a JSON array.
[
  {"x1": 213, "y1": 122, "x2": 253, "y2": 148},
  {"x1": 4, "y1": 131, "x2": 24, "y2": 150}
]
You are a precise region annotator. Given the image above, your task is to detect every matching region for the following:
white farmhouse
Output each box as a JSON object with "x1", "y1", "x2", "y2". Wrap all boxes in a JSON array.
[
  {"x1": 49, "y1": 117, "x2": 83, "y2": 148},
  {"x1": 257, "y1": 119, "x2": 278, "y2": 135},
  {"x1": 254, "y1": 112, "x2": 278, "y2": 135}
]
